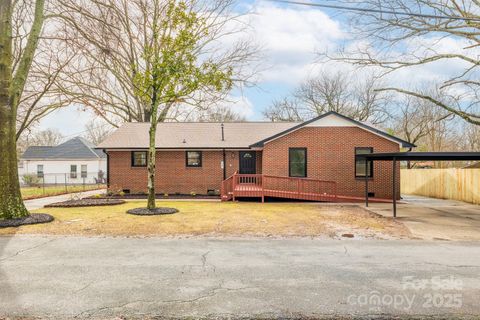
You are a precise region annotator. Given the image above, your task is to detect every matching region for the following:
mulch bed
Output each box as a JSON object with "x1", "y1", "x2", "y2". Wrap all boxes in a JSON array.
[
  {"x1": 90, "y1": 194, "x2": 220, "y2": 200},
  {"x1": 45, "y1": 198, "x2": 126, "y2": 208},
  {"x1": 126, "y1": 207, "x2": 179, "y2": 215},
  {"x1": 0, "y1": 213, "x2": 54, "y2": 228}
]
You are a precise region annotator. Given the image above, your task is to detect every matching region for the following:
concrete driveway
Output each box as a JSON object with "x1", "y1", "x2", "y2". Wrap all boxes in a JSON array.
[
  {"x1": 0, "y1": 236, "x2": 479, "y2": 319},
  {"x1": 365, "y1": 195, "x2": 480, "y2": 241}
]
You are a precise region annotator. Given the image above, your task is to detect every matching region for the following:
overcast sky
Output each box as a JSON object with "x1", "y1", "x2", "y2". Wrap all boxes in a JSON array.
[{"x1": 38, "y1": 0, "x2": 468, "y2": 138}]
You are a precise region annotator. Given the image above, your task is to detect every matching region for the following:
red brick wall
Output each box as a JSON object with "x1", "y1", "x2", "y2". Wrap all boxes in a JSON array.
[
  {"x1": 262, "y1": 127, "x2": 400, "y2": 199},
  {"x1": 109, "y1": 150, "x2": 243, "y2": 194},
  {"x1": 108, "y1": 127, "x2": 400, "y2": 198}
]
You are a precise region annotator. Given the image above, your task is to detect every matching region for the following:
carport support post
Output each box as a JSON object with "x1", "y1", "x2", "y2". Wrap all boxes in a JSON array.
[{"x1": 392, "y1": 157, "x2": 397, "y2": 218}]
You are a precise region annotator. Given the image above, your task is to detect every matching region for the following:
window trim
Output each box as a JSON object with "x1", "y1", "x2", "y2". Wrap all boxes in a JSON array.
[
  {"x1": 70, "y1": 164, "x2": 77, "y2": 179},
  {"x1": 131, "y1": 151, "x2": 147, "y2": 167},
  {"x1": 289, "y1": 147, "x2": 307, "y2": 178},
  {"x1": 355, "y1": 147, "x2": 374, "y2": 178},
  {"x1": 37, "y1": 164, "x2": 44, "y2": 178},
  {"x1": 186, "y1": 151, "x2": 202, "y2": 167},
  {"x1": 81, "y1": 164, "x2": 88, "y2": 178}
]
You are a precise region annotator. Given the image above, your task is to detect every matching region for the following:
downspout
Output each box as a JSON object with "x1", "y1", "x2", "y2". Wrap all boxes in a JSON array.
[
  {"x1": 221, "y1": 124, "x2": 226, "y2": 180},
  {"x1": 222, "y1": 149, "x2": 226, "y2": 180},
  {"x1": 104, "y1": 149, "x2": 109, "y2": 188}
]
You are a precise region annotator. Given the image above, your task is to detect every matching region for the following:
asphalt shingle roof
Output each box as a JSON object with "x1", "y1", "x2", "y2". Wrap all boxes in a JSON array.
[
  {"x1": 22, "y1": 137, "x2": 106, "y2": 159},
  {"x1": 96, "y1": 122, "x2": 299, "y2": 149}
]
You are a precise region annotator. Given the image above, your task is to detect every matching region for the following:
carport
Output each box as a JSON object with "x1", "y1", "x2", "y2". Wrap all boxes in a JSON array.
[{"x1": 356, "y1": 152, "x2": 480, "y2": 217}]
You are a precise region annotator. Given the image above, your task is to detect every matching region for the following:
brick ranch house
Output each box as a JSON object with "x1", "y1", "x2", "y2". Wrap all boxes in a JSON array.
[{"x1": 97, "y1": 111, "x2": 415, "y2": 201}]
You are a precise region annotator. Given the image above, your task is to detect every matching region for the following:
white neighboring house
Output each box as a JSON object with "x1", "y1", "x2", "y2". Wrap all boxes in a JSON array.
[{"x1": 18, "y1": 137, "x2": 107, "y2": 185}]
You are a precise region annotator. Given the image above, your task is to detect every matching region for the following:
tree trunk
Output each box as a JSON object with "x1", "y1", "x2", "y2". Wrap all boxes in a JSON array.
[
  {"x1": 0, "y1": 0, "x2": 29, "y2": 219},
  {"x1": 146, "y1": 111, "x2": 157, "y2": 210}
]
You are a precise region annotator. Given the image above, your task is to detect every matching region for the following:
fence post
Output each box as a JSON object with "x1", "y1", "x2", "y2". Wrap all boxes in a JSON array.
[
  {"x1": 42, "y1": 176, "x2": 45, "y2": 195},
  {"x1": 64, "y1": 173, "x2": 67, "y2": 193},
  {"x1": 83, "y1": 177, "x2": 85, "y2": 191}
]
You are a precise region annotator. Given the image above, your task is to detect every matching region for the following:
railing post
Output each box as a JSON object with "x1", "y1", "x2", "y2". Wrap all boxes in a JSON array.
[
  {"x1": 261, "y1": 175, "x2": 264, "y2": 203},
  {"x1": 232, "y1": 173, "x2": 236, "y2": 201}
]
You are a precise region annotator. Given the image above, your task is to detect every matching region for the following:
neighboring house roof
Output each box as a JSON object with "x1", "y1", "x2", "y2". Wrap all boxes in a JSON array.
[
  {"x1": 97, "y1": 111, "x2": 415, "y2": 149},
  {"x1": 96, "y1": 122, "x2": 299, "y2": 149},
  {"x1": 250, "y1": 111, "x2": 416, "y2": 148},
  {"x1": 22, "y1": 137, "x2": 106, "y2": 160}
]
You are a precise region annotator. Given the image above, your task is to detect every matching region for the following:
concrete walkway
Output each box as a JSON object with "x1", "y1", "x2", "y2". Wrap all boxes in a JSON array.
[
  {"x1": 0, "y1": 236, "x2": 479, "y2": 319},
  {"x1": 365, "y1": 195, "x2": 480, "y2": 241},
  {"x1": 24, "y1": 189, "x2": 106, "y2": 210}
]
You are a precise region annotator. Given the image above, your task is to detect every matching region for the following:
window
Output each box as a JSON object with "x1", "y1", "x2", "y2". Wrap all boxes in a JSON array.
[
  {"x1": 81, "y1": 165, "x2": 87, "y2": 178},
  {"x1": 70, "y1": 165, "x2": 77, "y2": 179},
  {"x1": 289, "y1": 148, "x2": 307, "y2": 178},
  {"x1": 355, "y1": 147, "x2": 373, "y2": 178},
  {"x1": 37, "y1": 165, "x2": 44, "y2": 178},
  {"x1": 131, "y1": 151, "x2": 147, "y2": 167},
  {"x1": 186, "y1": 151, "x2": 202, "y2": 167}
]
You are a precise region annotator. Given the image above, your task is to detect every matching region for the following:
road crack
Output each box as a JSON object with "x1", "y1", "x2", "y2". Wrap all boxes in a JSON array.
[{"x1": 0, "y1": 238, "x2": 58, "y2": 263}]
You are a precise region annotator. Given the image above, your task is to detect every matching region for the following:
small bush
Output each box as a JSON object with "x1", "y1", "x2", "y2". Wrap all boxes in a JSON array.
[
  {"x1": 22, "y1": 174, "x2": 41, "y2": 187},
  {"x1": 164, "y1": 193, "x2": 169, "y2": 197},
  {"x1": 190, "y1": 191, "x2": 196, "y2": 197}
]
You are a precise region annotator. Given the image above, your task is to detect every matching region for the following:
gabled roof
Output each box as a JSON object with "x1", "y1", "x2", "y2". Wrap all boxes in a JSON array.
[
  {"x1": 249, "y1": 111, "x2": 416, "y2": 148},
  {"x1": 97, "y1": 112, "x2": 415, "y2": 149},
  {"x1": 96, "y1": 122, "x2": 299, "y2": 149},
  {"x1": 22, "y1": 137, "x2": 106, "y2": 160}
]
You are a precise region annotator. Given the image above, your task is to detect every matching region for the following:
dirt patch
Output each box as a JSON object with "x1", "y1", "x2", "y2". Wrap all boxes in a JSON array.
[
  {"x1": 127, "y1": 207, "x2": 179, "y2": 215},
  {"x1": 0, "y1": 213, "x2": 54, "y2": 228},
  {"x1": 0, "y1": 201, "x2": 411, "y2": 239},
  {"x1": 45, "y1": 198, "x2": 125, "y2": 208}
]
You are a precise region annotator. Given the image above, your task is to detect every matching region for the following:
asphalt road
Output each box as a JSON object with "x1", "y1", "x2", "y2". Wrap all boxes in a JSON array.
[{"x1": 0, "y1": 236, "x2": 479, "y2": 319}]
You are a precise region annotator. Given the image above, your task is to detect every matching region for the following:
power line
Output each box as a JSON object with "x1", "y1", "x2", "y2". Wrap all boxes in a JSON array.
[{"x1": 271, "y1": 0, "x2": 480, "y2": 22}]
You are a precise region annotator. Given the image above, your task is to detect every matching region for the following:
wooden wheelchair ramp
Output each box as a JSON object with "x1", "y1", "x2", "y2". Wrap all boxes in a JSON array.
[{"x1": 221, "y1": 173, "x2": 337, "y2": 202}]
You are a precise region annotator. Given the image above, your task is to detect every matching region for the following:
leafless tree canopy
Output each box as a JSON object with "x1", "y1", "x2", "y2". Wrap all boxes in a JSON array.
[
  {"x1": 83, "y1": 119, "x2": 114, "y2": 145},
  {"x1": 14, "y1": 0, "x2": 74, "y2": 140},
  {"x1": 324, "y1": 0, "x2": 480, "y2": 125},
  {"x1": 52, "y1": 0, "x2": 256, "y2": 126},
  {"x1": 191, "y1": 105, "x2": 246, "y2": 122},
  {"x1": 263, "y1": 71, "x2": 389, "y2": 124},
  {"x1": 389, "y1": 88, "x2": 454, "y2": 148}
]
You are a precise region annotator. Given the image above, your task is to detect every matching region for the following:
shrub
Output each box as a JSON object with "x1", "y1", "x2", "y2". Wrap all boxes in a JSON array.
[
  {"x1": 22, "y1": 174, "x2": 41, "y2": 187},
  {"x1": 190, "y1": 191, "x2": 196, "y2": 197}
]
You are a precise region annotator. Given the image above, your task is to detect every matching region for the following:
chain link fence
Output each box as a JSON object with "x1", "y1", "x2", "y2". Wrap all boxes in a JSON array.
[{"x1": 20, "y1": 171, "x2": 107, "y2": 198}]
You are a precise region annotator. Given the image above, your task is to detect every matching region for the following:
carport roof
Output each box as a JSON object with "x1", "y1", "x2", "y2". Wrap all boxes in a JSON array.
[{"x1": 356, "y1": 152, "x2": 480, "y2": 161}]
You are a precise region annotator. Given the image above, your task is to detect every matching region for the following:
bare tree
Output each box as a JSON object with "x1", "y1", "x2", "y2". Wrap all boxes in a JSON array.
[
  {"x1": 29, "y1": 128, "x2": 64, "y2": 145},
  {"x1": 390, "y1": 87, "x2": 453, "y2": 144},
  {"x1": 263, "y1": 98, "x2": 303, "y2": 122},
  {"x1": 193, "y1": 106, "x2": 246, "y2": 122},
  {"x1": 13, "y1": 0, "x2": 76, "y2": 140},
  {"x1": 54, "y1": 0, "x2": 256, "y2": 209},
  {"x1": 463, "y1": 123, "x2": 480, "y2": 152},
  {"x1": 83, "y1": 120, "x2": 113, "y2": 145},
  {"x1": 53, "y1": 0, "x2": 256, "y2": 126},
  {"x1": 263, "y1": 71, "x2": 389, "y2": 124},
  {"x1": 1, "y1": 0, "x2": 49, "y2": 219},
  {"x1": 323, "y1": 0, "x2": 480, "y2": 125}
]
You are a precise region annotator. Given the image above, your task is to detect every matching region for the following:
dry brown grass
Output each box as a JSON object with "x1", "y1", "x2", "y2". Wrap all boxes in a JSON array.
[{"x1": 0, "y1": 201, "x2": 410, "y2": 238}]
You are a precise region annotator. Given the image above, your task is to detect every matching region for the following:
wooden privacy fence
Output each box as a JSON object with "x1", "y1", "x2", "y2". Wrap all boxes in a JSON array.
[{"x1": 401, "y1": 168, "x2": 480, "y2": 204}]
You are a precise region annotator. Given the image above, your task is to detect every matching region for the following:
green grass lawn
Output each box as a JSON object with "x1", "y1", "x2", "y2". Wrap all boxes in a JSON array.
[
  {"x1": 0, "y1": 201, "x2": 410, "y2": 238},
  {"x1": 21, "y1": 185, "x2": 105, "y2": 200}
]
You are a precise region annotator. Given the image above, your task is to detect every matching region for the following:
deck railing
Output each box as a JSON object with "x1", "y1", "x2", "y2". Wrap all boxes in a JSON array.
[
  {"x1": 221, "y1": 174, "x2": 235, "y2": 201},
  {"x1": 221, "y1": 173, "x2": 337, "y2": 202}
]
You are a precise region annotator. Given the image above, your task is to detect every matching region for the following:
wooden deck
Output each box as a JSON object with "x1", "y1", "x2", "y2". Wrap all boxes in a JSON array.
[{"x1": 221, "y1": 173, "x2": 337, "y2": 202}]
